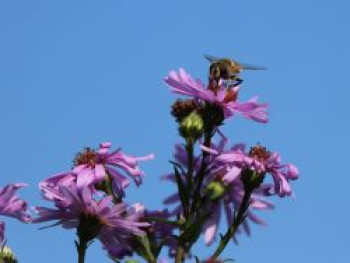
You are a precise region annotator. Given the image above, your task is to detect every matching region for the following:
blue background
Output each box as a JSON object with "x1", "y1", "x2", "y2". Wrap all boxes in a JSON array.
[{"x1": 0, "y1": 0, "x2": 348, "y2": 262}]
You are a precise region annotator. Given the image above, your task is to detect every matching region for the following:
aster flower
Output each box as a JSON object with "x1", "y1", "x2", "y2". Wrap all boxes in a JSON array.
[
  {"x1": 163, "y1": 140, "x2": 274, "y2": 246},
  {"x1": 40, "y1": 142, "x2": 154, "y2": 197},
  {"x1": 0, "y1": 183, "x2": 30, "y2": 246},
  {"x1": 164, "y1": 68, "x2": 268, "y2": 123},
  {"x1": 0, "y1": 183, "x2": 30, "y2": 222},
  {"x1": 205, "y1": 144, "x2": 299, "y2": 197},
  {"x1": 33, "y1": 184, "x2": 149, "y2": 260}
]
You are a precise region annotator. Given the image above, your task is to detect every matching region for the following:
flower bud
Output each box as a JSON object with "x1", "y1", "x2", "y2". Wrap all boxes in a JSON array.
[
  {"x1": 205, "y1": 181, "x2": 226, "y2": 201},
  {"x1": 179, "y1": 111, "x2": 204, "y2": 140},
  {"x1": 0, "y1": 246, "x2": 17, "y2": 263}
]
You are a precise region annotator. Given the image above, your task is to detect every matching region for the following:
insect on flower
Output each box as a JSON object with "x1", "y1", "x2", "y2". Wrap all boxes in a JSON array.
[{"x1": 204, "y1": 54, "x2": 266, "y2": 87}]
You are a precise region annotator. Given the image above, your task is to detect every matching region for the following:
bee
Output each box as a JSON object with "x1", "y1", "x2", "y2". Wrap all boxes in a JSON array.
[{"x1": 204, "y1": 54, "x2": 266, "y2": 87}]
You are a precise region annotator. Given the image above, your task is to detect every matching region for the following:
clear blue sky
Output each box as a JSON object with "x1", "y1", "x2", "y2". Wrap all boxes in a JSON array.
[{"x1": 0, "y1": 0, "x2": 349, "y2": 262}]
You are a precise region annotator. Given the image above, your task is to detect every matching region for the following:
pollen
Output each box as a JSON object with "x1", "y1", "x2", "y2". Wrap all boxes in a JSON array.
[{"x1": 248, "y1": 145, "x2": 271, "y2": 161}]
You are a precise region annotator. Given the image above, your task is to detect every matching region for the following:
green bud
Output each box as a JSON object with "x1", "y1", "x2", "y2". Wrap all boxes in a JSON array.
[
  {"x1": 179, "y1": 111, "x2": 204, "y2": 140},
  {"x1": 205, "y1": 181, "x2": 226, "y2": 201},
  {"x1": 0, "y1": 246, "x2": 18, "y2": 263},
  {"x1": 125, "y1": 260, "x2": 140, "y2": 263}
]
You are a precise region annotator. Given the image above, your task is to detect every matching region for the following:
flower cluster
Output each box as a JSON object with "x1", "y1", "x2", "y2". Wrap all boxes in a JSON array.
[
  {"x1": 33, "y1": 142, "x2": 154, "y2": 260},
  {"x1": 0, "y1": 57, "x2": 299, "y2": 263},
  {"x1": 163, "y1": 138, "x2": 276, "y2": 246},
  {"x1": 161, "y1": 62, "x2": 299, "y2": 261}
]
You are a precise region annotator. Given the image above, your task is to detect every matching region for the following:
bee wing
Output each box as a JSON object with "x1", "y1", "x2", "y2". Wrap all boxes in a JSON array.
[
  {"x1": 238, "y1": 62, "x2": 267, "y2": 71},
  {"x1": 204, "y1": 54, "x2": 222, "y2": 63},
  {"x1": 205, "y1": 55, "x2": 267, "y2": 70}
]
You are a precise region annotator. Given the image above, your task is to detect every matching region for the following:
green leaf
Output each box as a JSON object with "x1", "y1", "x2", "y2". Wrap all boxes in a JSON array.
[
  {"x1": 134, "y1": 235, "x2": 155, "y2": 263},
  {"x1": 173, "y1": 165, "x2": 189, "y2": 210},
  {"x1": 181, "y1": 212, "x2": 211, "y2": 244},
  {"x1": 169, "y1": 160, "x2": 186, "y2": 176}
]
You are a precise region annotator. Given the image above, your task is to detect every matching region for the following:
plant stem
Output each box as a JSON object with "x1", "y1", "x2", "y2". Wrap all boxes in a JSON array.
[
  {"x1": 186, "y1": 138, "x2": 194, "y2": 191},
  {"x1": 211, "y1": 187, "x2": 253, "y2": 260},
  {"x1": 76, "y1": 238, "x2": 88, "y2": 263},
  {"x1": 191, "y1": 129, "x2": 213, "y2": 212},
  {"x1": 175, "y1": 245, "x2": 185, "y2": 263}
]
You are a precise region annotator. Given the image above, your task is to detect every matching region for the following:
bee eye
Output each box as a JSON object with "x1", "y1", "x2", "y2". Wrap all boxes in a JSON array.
[{"x1": 210, "y1": 65, "x2": 220, "y2": 78}]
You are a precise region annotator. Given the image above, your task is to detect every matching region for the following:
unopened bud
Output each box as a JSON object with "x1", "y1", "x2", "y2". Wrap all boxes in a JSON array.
[
  {"x1": 179, "y1": 111, "x2": 204, "y2": 140},
  {"x1": 0, "y1": 246, "x2": 17, "y2": 263},
  {"x1": 205, "y1": 181, "x2": 226, "y2": 201}
]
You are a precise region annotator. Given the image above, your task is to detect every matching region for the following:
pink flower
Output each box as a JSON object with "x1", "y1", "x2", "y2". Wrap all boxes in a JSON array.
[
  {"x1": 40, "y1": 142, "x2": 154, "y2": 196},
  {"x1": 164, "y1": 68, "x2": 268, "y2": 123},
  {"x1": 205, "y1": 144, "x2": 299, "y2": 197},
  {"x1": 33, "y1": 185, "x2": 149, "y2": 259},
  {"x1": 0, "y1": 183, "x2": 30, "y2": 245}
]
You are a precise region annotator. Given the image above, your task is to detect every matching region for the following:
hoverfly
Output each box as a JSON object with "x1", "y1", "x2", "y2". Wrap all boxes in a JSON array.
[{"x1": 204, "y1": 54, "x2": 266, "y2": 87}]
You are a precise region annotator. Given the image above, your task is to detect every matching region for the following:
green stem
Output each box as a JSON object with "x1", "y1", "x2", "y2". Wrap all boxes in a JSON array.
[
  {"x1": 76, "y1": 238, "x2": 88, "y2": 263},
  {"x1": 191, "y1": 129, "x2": 213, "y2": 212},
  {"x1": 186, "y1": 138, "x2": 194, "y2": 201},
  {"x1": 211, "y1": 188, "x2": 253, "y2": 260},
  {"x1": 175, "y1": 245, "x2": 185, "y2": 263},
  {"x1": 174, "y1": 137, "x2": 197, "y2": 263}
]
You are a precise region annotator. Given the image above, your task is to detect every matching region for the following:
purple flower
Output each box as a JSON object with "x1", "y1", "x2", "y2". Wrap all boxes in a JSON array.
[
  {"x1": 0, "y1": 183, "x2": 30, "y2": 246},
  {"x1": 100, "y1": 203, "x2": 149, "y2": 259},
  {"x1": 205, "y1": 144, "x2": 299, "y2": 197},
  {"x1": 0, "y1": 183, "x2": 30, "y2": 222},
  {"x1": 102, "y1": 234, "x2": 134, "y2": 259},
  {"x1": 40, "y1": 142, "x2": 154, "y2": 196},
  {"x1": 163, "y1": 140, "x2": 274, "y2": 246},
  {"x1": 164, "y1": 68, "x2": 268, "y2": 123},
  {"x1": 33, "y1": 185, "x2": 149, "y2": 259}
]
